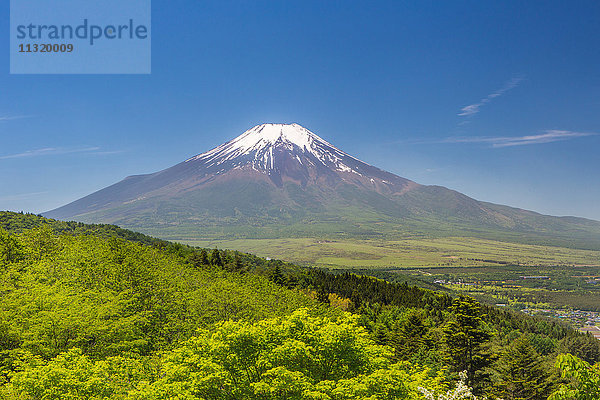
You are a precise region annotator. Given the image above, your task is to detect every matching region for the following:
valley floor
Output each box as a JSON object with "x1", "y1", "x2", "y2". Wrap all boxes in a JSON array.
[
  {"x1": 182, "y1": 236, "x2": 600, "y2": 313},
  {"x1": 181, "y1": 236, "x2": 600, "y2": 269}
]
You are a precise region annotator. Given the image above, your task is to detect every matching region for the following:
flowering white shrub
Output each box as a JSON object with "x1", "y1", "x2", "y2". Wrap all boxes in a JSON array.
[{"x1": 419, "y1": 371, "x2": 502, "y2": 400}]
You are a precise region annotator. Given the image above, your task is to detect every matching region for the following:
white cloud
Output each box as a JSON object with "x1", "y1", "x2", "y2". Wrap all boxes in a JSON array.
[
  {"x1": 444, "y1": 130, "x2": 597, "y2": 147},
  {"x1": 0, "y1": 146, "x2": 102, "y2": 160},
  {"x1": 91, "y1": 150, "x2": 125, "y2": 156},
  {"x1": 0, "y1": 115, "x2": 30, "y2": 122},
  {"x1": 458, "y1": 76, "x2": 524, "y2": 117}
]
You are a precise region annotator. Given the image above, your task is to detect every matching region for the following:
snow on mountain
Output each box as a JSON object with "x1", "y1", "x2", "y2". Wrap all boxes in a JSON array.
[
  {"x1": 44, "y1": 122, "x2": 418, "y2": 223},
  {"x1": 171, "y1": 123, "x2": 417, "y2": 192},
  {"x1": 185, "y1": 123, "x2": 366, "y2": 176}
]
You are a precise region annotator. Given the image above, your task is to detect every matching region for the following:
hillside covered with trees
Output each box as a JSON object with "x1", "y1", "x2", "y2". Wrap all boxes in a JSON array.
[{"x1": 0, "y1": 211, "x2": 599, "y2": 399}]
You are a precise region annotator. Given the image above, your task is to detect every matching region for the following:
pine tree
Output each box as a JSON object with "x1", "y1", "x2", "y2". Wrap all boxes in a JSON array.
[
  {"x1": 269, "y1": 265, "x2": 285, "y2": 285},
  {"x1": 285, "y1": 274, "x2": 298, "y2": 288},
  {"x1": 493, "y1": 336, "x2": 551, "y2": 400},
  {"x1": 373, "y1": 325, "x2": 389, "y2": 346},
  {"x1": 390, "y1": 310, "x2": 429, "y2": 360},
  {"x1": 210, "y1": 248, "x2": 223, "y2": 267},
  {"x1": 189, "y1": 249, "x2": 209, "y2": 269},
  {"x1": 442, "y1": 296, "x2": 492, "y2": 388},
  {"x1": 199, "y1": 249, "x2": 209, "y2": 265},
  {"x1": 188, "y1": 253, "x2": 202, "y2": 269},
  {"x1": 349, "y1": 289, "x2": 362, "y2": 311},
  {"x1": 226, "y1": 253, "x2": 245, "y2": 272},
  {"x1": 316, "y1": 287, "x2": 330, "y2": 305}
]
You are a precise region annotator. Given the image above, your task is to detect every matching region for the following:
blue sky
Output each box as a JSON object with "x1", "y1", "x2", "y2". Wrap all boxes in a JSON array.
[{"x1": 1, "y1": 0, "x2": 599, "y2": 220}]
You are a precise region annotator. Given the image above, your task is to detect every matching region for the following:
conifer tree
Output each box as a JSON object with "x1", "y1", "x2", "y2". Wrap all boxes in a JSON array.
[
  {"x1": 316, "y1": 287, "x2": 330, "y2": 305},
  {"x1": 390, "y1": 310, "x2": 430, "y2": 360},
  {"x1": 492, "y1": 336, "x2": 551, "y2": 400},
  {"x1": 269, "y1": 264, "x2": 285, "y2": 285},
  {"x1": 233, "y1": 253, "x2": 244, "y2": 272},
  {"x1": 189, "y1": 249, "x2": 209, "y2": 268},
  {"x1": 442, "y1": 296, "x2": 492, "y2": 388},
  {"x1": 373, "y1": 325, "x2": 389, "y2": 346},
  {"x1": 210, "y1": 248, "x2": 223, "y2": 267},
  {"x1": 199, "y1": 249, "x2": 209, "y2": 265}
]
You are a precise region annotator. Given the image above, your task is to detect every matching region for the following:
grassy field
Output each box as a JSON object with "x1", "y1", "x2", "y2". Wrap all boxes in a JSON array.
[
  {"x1": 181, "y1": 236, "x2": 600, "y2": 269},
  {"x1": 180, "y1": 236, "x2": 600, "y2": 311}
]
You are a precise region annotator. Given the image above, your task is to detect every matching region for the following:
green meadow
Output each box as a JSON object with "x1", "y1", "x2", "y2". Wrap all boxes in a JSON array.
[
  {"x1": 182, "y1": 236, "x2": 600, "y2": 311},
  {"x1": 181, "y1": 236, "x2": 600, "y2": 269}
]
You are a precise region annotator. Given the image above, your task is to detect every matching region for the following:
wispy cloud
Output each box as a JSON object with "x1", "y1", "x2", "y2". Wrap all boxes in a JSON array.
[
  {"x1": 91, "y1": 150, "x2": 125, "y2": 156},
  {"x1": 0, "y1": 115, "x2": 31, "y2": 122},
  {"x1": 0, "y1": 191, "x2": 48, "y2": 201},
  {"x1": 458, "y1": 76, "x2": 525, "y2": 117},
  {"x1": 0, "y1": 146, "x2": 104, "y2": 160},
  {"x1": 444, "y1": 130, "x2": 597, "y2": 148}
]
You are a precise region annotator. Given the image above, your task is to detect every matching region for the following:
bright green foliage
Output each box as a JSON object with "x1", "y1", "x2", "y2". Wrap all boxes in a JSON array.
[
  {"x1": 6, "y1": 348, "x2": 150, "y2": 400},
  {"x1": 5, "y1": 310, "x2": 449, "y2": 399},
  {"x1": 2, "y1": 213, "x2": 600, "y2": 399},
  {"x1": 442, "y1": 296, "x2": 492, "y2": 387},
  {"x1": 0, "y1": 228, "x2": 315, "y2": 361},
  {"x1": 131, "y1": 309, "x2": 447, "y2": 399},
  {"x1": 492, "y1": 336, "x2": 551, "y2": 400},
  {"x1": 549, "y1": 354, "x2": 600, "y2": 400}
]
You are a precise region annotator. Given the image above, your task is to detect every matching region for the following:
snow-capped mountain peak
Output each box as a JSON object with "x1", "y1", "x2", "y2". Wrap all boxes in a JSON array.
[
  {"x1": 178, "y1": 123, "x2": 413, "y2": 191},
  {"x1": 187, "y1": 123, "x2": 339, "y2": 164},
  {"x1": 234, "y1": 123, "x2": 327, "y2": 152}
]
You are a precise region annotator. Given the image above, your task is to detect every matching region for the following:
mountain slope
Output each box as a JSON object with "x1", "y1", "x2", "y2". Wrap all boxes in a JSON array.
[{"x1": 45, "y1": 123, "x2": 600, "y2": 249}]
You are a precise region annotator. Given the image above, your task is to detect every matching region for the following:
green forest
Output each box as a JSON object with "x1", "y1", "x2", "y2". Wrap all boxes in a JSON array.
[{"x1": 0, "y1": 211, "x2": 599, "y2": 399}]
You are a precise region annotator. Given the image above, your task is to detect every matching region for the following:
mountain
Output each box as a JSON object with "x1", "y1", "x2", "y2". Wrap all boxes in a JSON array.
[{"x1": 46, "y1": 123, "x2": 600, "y2": 249}]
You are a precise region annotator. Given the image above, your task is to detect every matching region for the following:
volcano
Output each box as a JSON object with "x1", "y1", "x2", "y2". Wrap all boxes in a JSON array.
[{"x1": 46, "y1": 123, "x2": 600, "y2": 248}]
